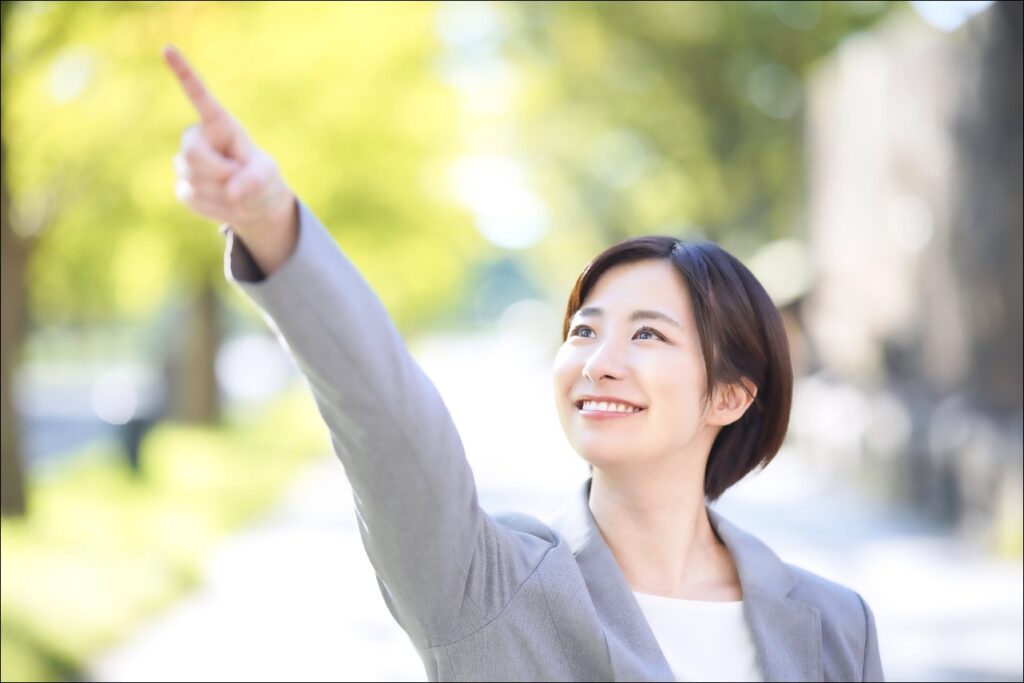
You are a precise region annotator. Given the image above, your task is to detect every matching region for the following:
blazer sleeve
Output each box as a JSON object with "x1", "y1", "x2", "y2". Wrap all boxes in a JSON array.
[
  {"x1": 222, "y1": 199, "x2": 548, "y2": 646},
  {"x1": 859, "y1": 593, "x2": 884, "y2": 681}
]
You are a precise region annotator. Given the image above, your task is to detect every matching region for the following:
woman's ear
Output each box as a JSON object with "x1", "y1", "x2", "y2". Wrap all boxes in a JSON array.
[{"x1": 707, "y1": 377, "x2": 757, "y2": 427}]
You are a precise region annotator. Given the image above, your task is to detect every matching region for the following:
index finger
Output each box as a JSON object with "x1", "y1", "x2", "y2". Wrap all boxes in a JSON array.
[{"x1": 163, "y1": 45, "x2": 230, "y2": 125}]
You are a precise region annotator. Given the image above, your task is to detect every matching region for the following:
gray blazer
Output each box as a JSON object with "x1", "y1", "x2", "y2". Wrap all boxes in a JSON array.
[{"x1": 225, "y1": 200, "x2": 885, "y2": 682}]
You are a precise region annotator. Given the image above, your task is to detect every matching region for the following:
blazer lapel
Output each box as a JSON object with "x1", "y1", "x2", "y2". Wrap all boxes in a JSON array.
[
  {"x1": 708, "y1": 507, "x2": 824, "y2": 682},
  {"x1": 551, "y1": 479, "x2": 825, "y2": 683},
  {"x1": 550, "y1": 479, "x2": 675, "y2": 682}
]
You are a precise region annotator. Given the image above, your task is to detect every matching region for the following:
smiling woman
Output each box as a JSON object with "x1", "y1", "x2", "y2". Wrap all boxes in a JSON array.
[
  {"x1": 165, "y1": 44, "x2": 883, "y2": 682},
  {"x1": 550, "y1": 238, "x2": 807, "y2": 680},
  {"x1": 554, "y1": 235, "x2": 792, "y2": 501}
]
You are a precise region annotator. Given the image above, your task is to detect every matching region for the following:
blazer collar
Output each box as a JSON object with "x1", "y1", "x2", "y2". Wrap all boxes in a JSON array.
[{"x1": 550, "y1": 478, "x2": 823, "y2": 682}]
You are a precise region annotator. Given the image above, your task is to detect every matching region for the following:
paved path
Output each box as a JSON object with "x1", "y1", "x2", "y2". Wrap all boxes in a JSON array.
[{"x1": 90, "y1": 331, "x2": 1024, "y2": 682}]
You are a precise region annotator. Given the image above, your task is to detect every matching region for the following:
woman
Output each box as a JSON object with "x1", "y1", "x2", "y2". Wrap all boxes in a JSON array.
[{"x1": 165, "y1": 46, "x2": 883, "y2": 682}]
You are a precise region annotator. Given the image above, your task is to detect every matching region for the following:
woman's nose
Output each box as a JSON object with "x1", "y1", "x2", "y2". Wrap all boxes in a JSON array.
[{"x1": 581, "y1": 340, "x2": 626, "y2": 382}]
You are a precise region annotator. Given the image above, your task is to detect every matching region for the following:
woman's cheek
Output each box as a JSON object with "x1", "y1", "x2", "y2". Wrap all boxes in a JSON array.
[
  {"x1": 551, "y1": 348, "x2": 578, "y2": 421},
  {"x1": 553, "y1": 344, "x2": 585, "y2": 384}
]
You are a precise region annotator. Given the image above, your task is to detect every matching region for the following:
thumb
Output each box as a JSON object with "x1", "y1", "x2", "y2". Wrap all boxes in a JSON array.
[{"x1": 225, "y1": 162, "x2": 266, "y2": 203}]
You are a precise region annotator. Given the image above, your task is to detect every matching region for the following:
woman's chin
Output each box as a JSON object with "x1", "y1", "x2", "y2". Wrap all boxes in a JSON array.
[{"x1": 576, "y1": 447, "x2": 639, "y2": 470}]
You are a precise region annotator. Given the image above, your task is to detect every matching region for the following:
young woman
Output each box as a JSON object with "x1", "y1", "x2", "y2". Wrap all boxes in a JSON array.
[{"x1": 165, "y1": 46, "x2": 883, "y2": 682}]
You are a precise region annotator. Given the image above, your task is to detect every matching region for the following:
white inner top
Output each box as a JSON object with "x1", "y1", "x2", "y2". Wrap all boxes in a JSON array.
[{"x1": 632, "y1": 591, "x2": 764, "y2": 682}]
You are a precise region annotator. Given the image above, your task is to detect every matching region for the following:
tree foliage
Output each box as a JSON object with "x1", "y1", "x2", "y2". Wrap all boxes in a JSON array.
[
  {"x1": 498, "y1": 1, "x2": 894, "y2": 288},
  {"x1": 3, "y1": 1, "x2": 485, "y2": 332}
]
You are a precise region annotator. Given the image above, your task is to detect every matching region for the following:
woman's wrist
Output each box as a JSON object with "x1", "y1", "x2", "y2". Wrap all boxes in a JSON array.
[{"x1": 232, "y1": 189, "x2": 299, "y2": 277}]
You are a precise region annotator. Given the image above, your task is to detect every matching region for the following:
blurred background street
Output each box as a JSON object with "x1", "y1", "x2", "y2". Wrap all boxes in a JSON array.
[
  {"x1": 89, "y1": 330, "x2": 1022, "y2": 682},
  {"x1": 2, "y1": 1, "x2": 1021, "y2": 681}
]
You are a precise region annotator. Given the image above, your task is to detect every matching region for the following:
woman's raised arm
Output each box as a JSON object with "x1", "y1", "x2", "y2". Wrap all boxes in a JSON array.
[{"x1": 163, "y1": 46, "x2": 549, "y2": 648}]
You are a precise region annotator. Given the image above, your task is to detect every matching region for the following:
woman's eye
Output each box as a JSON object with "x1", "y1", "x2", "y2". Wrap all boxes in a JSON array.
[
  {"x1": 569, "y1": 324, "x2": 595, "y2": 338},
  {"x1": 634, "y1": 326, "x2": 664, "y2": 341}
]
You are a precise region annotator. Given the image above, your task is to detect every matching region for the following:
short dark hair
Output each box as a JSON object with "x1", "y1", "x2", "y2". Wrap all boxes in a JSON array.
[{"x1": 561, "y1": 236, "x2": 793, "y2": 501}]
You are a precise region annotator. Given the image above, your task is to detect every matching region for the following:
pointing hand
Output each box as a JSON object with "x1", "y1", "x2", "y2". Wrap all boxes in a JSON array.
[{"x1": 164, "y1": 45, "x2": 296, "y2": 269}]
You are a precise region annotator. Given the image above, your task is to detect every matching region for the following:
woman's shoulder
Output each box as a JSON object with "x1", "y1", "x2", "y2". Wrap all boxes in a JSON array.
[
  {"x1": 710, "y1": 508, "x2": 884, "y2": 679},
  {"x1": 785, "y1": 559, "x2": 882, "y2": 680},
  {"x1": 708, "y1": 507, "x2": 875, "y2": 632},
  {"x1": 785, "y1": 561, "x2": 873, "y2": 627},
  {"x1": 493, "y1": 510, "x2": 558, "y2": 541}
]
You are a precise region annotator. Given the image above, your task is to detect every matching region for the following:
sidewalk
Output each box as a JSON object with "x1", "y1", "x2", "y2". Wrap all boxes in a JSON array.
[{"x1": 90, "y1": 330, "x2": 1024, "y2": 682}]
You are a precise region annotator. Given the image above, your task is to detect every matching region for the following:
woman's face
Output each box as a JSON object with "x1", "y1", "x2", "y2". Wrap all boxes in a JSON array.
[{"x1": 552, "y1": 259, "x2": 715, "y2": 469}]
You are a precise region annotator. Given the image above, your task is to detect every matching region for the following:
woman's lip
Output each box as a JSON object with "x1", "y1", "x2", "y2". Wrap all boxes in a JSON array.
[{"x1": 577, "y1": 407, "x2": 646, "y2": 420}]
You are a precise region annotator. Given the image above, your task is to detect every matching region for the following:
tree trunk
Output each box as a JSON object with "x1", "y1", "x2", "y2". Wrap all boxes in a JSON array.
[
  {"x1": 1, "y1": 136, "x2": 29, "y2": 517},
  {"x1": 166, "y1": 277, "x2": 222, "y2": 424}
]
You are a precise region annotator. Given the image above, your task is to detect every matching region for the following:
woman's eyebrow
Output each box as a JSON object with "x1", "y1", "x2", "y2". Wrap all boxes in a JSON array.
[{"x1": 575, "y1": 306, "x2": 681, "y2": 327}]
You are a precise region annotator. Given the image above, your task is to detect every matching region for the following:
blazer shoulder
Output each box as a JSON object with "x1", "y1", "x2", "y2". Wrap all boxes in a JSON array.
[
  {"x1": 787, "y1": 563, "x2": 862, "y2": 608},
  {"x1": 787, "y1": 562, "x2": 874, "y2": 644},
  {"x1": 493, "y1": 510, "x2": 560, "y2": 546}
]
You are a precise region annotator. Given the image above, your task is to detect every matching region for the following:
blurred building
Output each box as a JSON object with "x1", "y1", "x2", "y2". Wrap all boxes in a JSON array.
[{"x1": 802, "y1": 3, "x2": 1022, "y2": 554}]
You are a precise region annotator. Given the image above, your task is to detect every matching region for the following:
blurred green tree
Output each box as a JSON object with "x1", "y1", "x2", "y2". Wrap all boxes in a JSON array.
[
  {"x1": 499, "y1": 1, "x2": 893, "y2": 289},
  {"x1": 1, "y1": 1, "x2": 484, "y2": 516},
  {"x1": 2, "y1": 0, "x2": 26, "y2": 516}
]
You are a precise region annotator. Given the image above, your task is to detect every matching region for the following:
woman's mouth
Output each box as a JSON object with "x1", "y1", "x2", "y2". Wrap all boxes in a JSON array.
[{"x1": 574, "y1": 399, "x2": 646, "y2": 420}]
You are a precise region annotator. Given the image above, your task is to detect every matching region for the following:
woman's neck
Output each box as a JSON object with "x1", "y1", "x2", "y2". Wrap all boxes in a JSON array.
[{"x1": 588, "y1": 463, "x2": 741, "y2": 601}]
